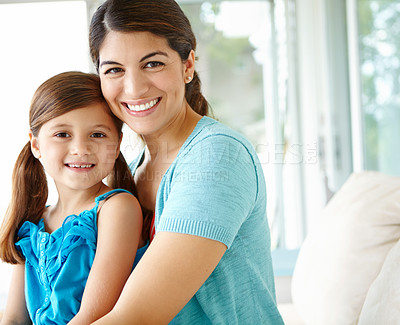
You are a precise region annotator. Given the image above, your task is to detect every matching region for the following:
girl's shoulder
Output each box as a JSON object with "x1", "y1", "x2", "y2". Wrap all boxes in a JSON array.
[
  {"x1": 95, "y1": 189, "x2": 144, "y2": 246},
  {"x1": 95, "y1": 188, "x2": 135, "y2": 202},
  {"x1": 96, "y1": 189, "x2": 141, "y2": 220}
]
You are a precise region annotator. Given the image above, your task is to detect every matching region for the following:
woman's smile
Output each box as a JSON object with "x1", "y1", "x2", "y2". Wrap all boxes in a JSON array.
[
  {"x1": 99, "y1": 31, "x2": 194, "y2": 137},
  {"x1": 123, "y1": 97, "x2": 161, "y2": 115}
]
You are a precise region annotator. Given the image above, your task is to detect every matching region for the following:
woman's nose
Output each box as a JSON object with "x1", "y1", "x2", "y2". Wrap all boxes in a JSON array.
[{"x1": 123, "y1": 70, "x2": 149, "y2": 97}]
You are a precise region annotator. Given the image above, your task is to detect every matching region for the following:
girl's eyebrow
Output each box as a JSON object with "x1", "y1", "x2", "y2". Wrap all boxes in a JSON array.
[
  {"x1": 48, "y1": 123, "x2": 113, "y2": 131},
  {"x1": 48, "y1": 123, "x2": 71, "y2": 130},
  {"x1": 99, "y1": 51, "x2": 169, "y2": 67},
  {"x1": 92, "y1": 124, "x2": 113, "y2": 131}
]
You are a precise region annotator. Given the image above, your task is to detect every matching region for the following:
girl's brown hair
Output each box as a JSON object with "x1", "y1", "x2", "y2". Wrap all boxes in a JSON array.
[
  {"x1": 0, "y1": 71, "x2": 141, "y2": 264},
  {"x1": 89, "y1": 0, "x2": 211, "y2": 117}
]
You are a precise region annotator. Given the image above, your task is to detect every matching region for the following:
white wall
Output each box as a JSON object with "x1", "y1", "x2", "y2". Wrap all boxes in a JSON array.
[{"x1": 0, "y1": 0, "x2": 90, "y2": 309}]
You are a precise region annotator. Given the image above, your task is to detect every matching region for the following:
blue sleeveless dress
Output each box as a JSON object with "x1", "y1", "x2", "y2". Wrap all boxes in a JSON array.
[{"x1": 16, "y1": 189, "x2": 148, "y2": 325}]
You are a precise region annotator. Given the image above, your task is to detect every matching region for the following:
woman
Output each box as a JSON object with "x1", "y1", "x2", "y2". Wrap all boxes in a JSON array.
[{"x1": 89, "y1": 0, "x2": 284, "y2": 324}]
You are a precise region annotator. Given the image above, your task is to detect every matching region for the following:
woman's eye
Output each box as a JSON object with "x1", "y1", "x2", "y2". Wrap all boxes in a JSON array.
[
  {"x1": 104, "y1": 67, "x2": 123, "y2": 75},
  {"x1": 91, "y1": 132, "x2": 106, "y2": 138},
  {"x1": 55, "y1": 132, "x2": 70, "y2": 138},
  {"x1": 145, "y1": 61, "x2": 164, "y2": 69}
]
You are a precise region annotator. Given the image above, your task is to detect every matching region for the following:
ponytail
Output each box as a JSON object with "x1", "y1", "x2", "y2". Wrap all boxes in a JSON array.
[
  {"x1": 107, "y1": 152, "x2": 137, "y2": 197},
  {"x1": 0, "y1": 142, "x2": 48, "y2": 264},
  {"x1": 107, "y1": 153, "x2": 152, "y2": 241},
  {"x1": 185, "y1": 71, "x2": 211, "y2": 117}
]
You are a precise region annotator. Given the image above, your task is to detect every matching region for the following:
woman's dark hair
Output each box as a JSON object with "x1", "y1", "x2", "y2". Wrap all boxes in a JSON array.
[
  {"x1": 0, "y1": 71, "x2": 142, "y2": 264},
  {"x1": 89, "y1": 0, "x2": 210, "y2": 116}
]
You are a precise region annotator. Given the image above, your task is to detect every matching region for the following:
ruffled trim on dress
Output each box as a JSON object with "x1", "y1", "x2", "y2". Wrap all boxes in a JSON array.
[
  {"x1": 15, "y1": 221, "x2": 40, "y2": 268},
  {"x1": 16, "y1": 210, "x2": 97, "y2": 277},
  {"x1": 16, "y1": 189, "x2": 131, "y2": 276}
]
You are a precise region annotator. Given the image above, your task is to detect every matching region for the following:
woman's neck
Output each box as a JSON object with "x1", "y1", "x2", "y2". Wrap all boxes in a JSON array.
[{"x1": 143, "y1": 107, "x2": 202, "y2": 162}]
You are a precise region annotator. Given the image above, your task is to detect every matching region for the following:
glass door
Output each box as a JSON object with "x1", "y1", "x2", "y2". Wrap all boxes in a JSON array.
[{"x1": 356, "y1": 0, "x2": 400, "y2": 175}]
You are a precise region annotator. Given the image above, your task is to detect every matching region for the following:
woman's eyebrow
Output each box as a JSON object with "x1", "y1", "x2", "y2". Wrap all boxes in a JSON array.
[
  {"x1": 100, "y1": 60, "x2": 120, "y2": 68},
  {"x1": 99, "y1": 51, "x2": 169, "y2": 67},
  {"x1": 139, "y1": 51, "x2": 169, "y2": 62}
]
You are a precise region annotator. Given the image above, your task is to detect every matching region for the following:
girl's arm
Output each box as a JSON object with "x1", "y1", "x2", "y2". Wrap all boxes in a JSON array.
[
  {"x1": 91, "y1": 231, "x2": 227, "y2": 325},
  {"x1": 68, "y1": 192, "x2": 143, "y2": 325},
  {"x1": 1, "y1": 263, "x2": 32, "y2": 325}
]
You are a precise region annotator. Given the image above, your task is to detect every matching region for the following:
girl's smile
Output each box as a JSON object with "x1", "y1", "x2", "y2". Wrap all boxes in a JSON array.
[
  {"x1": 30, "y1": 103, "x2": 121, "y2": 193},
  {"x1": 65, "y1": 162, "x2": 96, "y2": 173}
]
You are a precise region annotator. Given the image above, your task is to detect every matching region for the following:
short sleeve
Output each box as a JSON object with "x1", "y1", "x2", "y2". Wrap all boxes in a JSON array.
[{"x1": 157, "y1": 135, "x2": 258, "y2": 248}]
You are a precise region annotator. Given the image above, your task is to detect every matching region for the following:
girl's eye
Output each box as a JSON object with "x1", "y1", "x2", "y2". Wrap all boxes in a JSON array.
[
  {"x1": 91, "y1": 132, "x2": 106, "y2": 138},
  {"x1": 55, "y1": 132, "x2": 70, "y2": 138},
  {"x1": 145, "y1": 61, "x2": 164, "y2": 69}
]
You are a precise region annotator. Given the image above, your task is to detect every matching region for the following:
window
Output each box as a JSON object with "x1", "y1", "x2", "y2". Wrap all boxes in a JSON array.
[
  {"x1": 357, "y1": 0, "x2": 400, "y2": 175},
  {"x1": 179, "y1": 1, "x2": 310, "y2": 251}
]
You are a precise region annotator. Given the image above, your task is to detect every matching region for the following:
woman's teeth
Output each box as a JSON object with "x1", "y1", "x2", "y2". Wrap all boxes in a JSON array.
[{"x1": 126, "y1": 98, "x2": 159, "y2": 112}]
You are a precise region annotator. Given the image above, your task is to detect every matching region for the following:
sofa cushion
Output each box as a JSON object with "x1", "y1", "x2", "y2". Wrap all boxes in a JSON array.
[
  {"x1": 358, "y1": 237, "x2": 400, "y2": 324},
  {"x1": 291, "y1": 171, "x2": 400, "y2": 325}
]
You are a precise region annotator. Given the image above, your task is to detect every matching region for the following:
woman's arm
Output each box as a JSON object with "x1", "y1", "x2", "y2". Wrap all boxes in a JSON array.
[
  {"x1": 68, "y1": 193, "x2": 143, "y2": 325},
  {"x1": 92, "y1": 231, "x2": 227, "y2": 325},
  {"x1": 1, "y1": 263, "x2": 31, "y2": 325},
  {"x1": 91, "y1": 137, "x2": 256, "y2": 324}
]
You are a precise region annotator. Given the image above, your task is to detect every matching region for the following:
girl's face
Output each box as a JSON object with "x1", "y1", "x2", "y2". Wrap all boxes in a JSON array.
[
  {"x1": 98, "y1": 31, "x2": 195, "y2": 138},
  {"x1": 30, "y1": 103, "x2": 121, "y2": 193}
]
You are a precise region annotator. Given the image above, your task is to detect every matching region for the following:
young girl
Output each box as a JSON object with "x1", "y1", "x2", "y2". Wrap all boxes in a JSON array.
[{"x1": 0, "y1": 71, "x2": 149, "y2": 324}]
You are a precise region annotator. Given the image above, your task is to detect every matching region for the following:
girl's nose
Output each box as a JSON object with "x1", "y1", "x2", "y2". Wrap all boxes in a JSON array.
[{"x1": 70, "y1": 138, "x2": 92, "y2": 156}]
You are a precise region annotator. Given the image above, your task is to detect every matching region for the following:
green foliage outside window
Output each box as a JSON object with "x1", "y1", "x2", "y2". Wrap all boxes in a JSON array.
[{"x1": 358, "y1": 0, "x2": 400, "y2": 175}]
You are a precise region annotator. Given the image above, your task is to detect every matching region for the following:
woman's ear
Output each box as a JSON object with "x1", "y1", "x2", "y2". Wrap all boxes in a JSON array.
[
  {"x1": 29, "y1": 131, "x2": 41, "y2": 159},
  {"x1": 184, "y1": 50, "x2": 195, "y2": 83}
]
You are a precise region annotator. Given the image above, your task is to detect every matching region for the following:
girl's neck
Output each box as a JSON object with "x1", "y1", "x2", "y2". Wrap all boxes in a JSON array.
[
  {"x1": 44, "y1": 182, "x2": 109, "y2": 234},
  {"x1": 52, "y1": 182, "x2": 109, "y2": 219}
]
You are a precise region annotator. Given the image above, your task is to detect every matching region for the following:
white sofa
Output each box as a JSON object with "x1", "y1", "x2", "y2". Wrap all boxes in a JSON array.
[
  {"x1": 1, "y1": 172, "x2": 398, "y2": 324},
  {"x1": 279, "y1": 171, "x2": 400, "y2": 325}
]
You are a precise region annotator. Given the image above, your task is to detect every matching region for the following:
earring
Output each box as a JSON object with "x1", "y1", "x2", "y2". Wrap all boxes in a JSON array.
[{"x1": 186, "y1": 76, "x2": 192, "y2": 83}]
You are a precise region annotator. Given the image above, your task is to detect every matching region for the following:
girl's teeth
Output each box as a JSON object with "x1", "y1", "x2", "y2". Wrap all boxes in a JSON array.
[
  {"x1": 127, "y1": 99, "x2": 158, "y2": 112},
  {"x1": 68, "y1": 164, "x2": 93, "y2": 168}
]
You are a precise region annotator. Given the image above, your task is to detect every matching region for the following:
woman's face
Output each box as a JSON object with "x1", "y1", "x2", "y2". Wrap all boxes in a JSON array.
[{"x1": 98, "y1": 31, "x2": 195, "y2": 138}]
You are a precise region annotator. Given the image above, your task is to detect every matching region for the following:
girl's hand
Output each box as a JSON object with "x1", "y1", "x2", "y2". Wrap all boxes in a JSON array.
[{"x1": 0, "y1": 264, "x2": 32, "y2": 325}]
